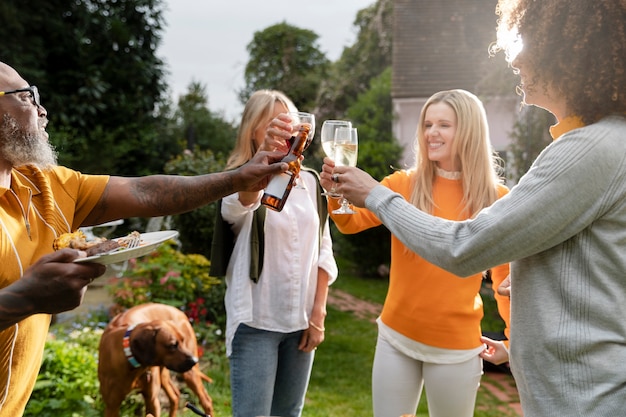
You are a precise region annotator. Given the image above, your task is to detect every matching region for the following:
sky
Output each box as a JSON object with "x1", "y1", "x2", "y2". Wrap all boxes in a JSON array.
[{"x1": 158, "y1": 0, "x2": 374, "y2": 122}]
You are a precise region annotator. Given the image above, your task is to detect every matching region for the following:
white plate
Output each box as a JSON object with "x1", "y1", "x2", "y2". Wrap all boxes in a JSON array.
[{"x1": 74, "y1": 230, "x2": 179, "y2": 265}]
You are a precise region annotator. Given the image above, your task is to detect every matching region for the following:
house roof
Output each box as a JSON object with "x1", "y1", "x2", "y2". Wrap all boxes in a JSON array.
[{"x1": 392, "y1": 0, "x2": 512, "y2": 98}]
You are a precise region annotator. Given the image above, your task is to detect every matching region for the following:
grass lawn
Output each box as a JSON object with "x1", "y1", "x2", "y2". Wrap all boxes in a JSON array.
[{"x1": 196, "y1": 272, "x2": 519, "y2": 417}]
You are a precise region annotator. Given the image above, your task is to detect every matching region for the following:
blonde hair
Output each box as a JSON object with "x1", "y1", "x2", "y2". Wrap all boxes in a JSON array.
[
  {"x1": 409, "y1": 89, "x2": 503, "y2": 217},
  {"x1": 226, "y1": 90, "x2": 297, "y2": 169}
]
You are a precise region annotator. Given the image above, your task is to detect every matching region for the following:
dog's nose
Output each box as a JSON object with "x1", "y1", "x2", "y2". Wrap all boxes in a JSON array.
[
  {"x1": 174, "y1": 356, "x2": 199, "y2": 373},
  {"x1": 166, "y1": 353, "x2": 199, "y2": 373}
]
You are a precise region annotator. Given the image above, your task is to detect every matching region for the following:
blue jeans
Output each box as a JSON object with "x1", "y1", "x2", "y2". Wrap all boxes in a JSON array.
[{"x1": 230, "y1": 323, "x2": 315, "y2": 417}]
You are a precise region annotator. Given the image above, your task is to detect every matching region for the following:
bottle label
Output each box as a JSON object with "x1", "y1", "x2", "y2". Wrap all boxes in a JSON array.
[{"x1": 265, "y1": 171, "x2": 293, "y2": 197}]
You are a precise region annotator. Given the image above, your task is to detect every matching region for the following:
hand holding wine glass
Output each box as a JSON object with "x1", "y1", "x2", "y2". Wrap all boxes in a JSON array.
[
  {"x1": 331, "y1": 126, "x2": 358, "y2": 214},
  {"x1": 320, "y1": 120, "x2": 351, "y2": 197}
]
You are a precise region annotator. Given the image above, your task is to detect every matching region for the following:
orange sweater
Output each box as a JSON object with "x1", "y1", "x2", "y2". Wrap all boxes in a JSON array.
[{"x1": 330, "y1": 171, "x2": 510, "y2": 349}]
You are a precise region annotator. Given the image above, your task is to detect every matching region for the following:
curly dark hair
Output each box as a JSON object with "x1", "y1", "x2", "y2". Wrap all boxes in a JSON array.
[{"x1": 493, "y1": 0, "x2": 626, "y2": 125}]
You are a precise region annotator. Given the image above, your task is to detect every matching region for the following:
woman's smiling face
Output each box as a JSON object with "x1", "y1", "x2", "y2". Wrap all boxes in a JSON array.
[{"x1": 423, "y1": 101, "x2": 460, "y2": 171}]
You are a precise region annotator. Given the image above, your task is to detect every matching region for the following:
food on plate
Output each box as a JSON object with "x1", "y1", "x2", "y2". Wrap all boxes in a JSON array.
[
  {"x1": 53, "y1": 230, "x2": 141, "y2": 256},
  {"x1": 82, "y1": 239, "x2": 120, "y2": 256}
]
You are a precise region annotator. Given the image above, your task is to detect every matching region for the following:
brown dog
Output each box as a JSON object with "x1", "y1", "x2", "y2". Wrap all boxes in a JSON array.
[{"x1": 98, "y1": 302, "x2": 214, "y2": 417}]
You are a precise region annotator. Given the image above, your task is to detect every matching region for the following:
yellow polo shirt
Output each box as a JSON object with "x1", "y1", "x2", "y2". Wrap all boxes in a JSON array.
[{"x1": 0, "y1": 165, "x2": 108, "y2": 416}]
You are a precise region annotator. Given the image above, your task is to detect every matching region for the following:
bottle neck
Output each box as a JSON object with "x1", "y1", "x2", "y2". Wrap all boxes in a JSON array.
[{"x1": 289, "y1": 124, "x2": 311, "y2": 156}]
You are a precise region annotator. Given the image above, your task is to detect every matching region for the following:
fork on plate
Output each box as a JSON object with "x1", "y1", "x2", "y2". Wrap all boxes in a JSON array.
[
  {"x1": 124, "y1": 234, "x2": 141, "y2": 249},
  {"x1": 117, "y1": 232, "x2": 141, "y2": 249},
  {"x1": 125, "y1": 235, "x2": 141, "y2": 249}
]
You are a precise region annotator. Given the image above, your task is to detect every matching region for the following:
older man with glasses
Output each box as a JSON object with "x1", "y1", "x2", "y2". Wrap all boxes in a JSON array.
[
  {"x1": 0, "y1": 60, "x2": 288, "y2": 415},
  {"x1": 0, "y1": 86, "x2": 41, "y2": 107}
]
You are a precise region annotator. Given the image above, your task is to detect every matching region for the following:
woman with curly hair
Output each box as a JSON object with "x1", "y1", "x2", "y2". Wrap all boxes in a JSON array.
[{"x1": 320, "y1": 1, "x2": 626, "y2": 415}]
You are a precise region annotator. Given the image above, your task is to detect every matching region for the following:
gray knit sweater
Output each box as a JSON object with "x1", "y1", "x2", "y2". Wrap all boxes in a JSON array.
[{"x1": 365, "y1": 115, "x2": 626, "y2": 416}]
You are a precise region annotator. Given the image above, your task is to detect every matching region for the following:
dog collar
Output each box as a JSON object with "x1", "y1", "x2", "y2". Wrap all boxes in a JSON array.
[{"x1": 123, "y1": 324, "x2": 142, "y2": 368}]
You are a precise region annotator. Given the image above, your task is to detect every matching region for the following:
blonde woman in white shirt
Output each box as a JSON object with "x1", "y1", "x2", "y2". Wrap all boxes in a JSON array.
[{"x1": 220, "y1": 89, "x2": 337, "y2": 417}]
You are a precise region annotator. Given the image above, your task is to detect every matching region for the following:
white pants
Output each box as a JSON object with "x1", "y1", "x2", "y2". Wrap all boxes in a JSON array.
[{"x1": 372, "y1": 334, "x2": 483, "y2": 417}]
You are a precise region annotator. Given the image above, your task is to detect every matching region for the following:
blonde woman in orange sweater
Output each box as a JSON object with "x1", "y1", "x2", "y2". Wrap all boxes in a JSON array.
[{"x1": 329, "y1": 89, "x2": 510, "y2": 417}]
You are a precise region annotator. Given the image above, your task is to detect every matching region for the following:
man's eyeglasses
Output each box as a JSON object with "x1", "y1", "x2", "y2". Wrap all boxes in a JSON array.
[{"x1": 0, "y1": 86, "x2": 41, "y2": 108}]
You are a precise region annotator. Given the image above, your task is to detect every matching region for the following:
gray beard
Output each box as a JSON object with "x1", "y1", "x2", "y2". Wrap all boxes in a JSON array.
[{"x1": 0, "y1": 114, "x2": 58, "y2": 169}]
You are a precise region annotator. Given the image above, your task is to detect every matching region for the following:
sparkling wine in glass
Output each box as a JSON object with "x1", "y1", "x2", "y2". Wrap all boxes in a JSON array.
[
  {"x1": 332, "y1": 127, "x2": 358, "y2": 214},
  {"x1": 321, "y1": 120, "x2": 351, "y2": 197}
]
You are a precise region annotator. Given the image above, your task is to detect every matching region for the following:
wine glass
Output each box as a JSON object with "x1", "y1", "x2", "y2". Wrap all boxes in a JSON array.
[
  {"x1": 320, "y1": 120, "x2": 352, "y2": 197},
  {"x1": 332, "y1": 127, "x2": 358, "y2": 214},
  {"x1": 289, "y1": 111, "x2": 315, "y2": 150},
  {"x1": 289, "y1": 111, "x2": 315, "y2": 189}
]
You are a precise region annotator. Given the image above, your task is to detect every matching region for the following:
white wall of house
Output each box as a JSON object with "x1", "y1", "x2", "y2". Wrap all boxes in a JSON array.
[{"x1": 392, "y1": 95, "x2": 521, "y2": 168}]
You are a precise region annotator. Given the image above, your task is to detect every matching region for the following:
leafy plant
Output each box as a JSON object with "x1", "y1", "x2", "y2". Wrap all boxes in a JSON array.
[
  {"x1": 106, "y1": 242, "x2": 226, "y2": 328},
  {"x1": 25, "y1": 328, "x2": 103, "y2": 417}
]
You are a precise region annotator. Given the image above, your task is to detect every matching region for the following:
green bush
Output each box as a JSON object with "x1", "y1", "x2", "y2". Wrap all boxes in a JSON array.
[
  {"x1": 106, "y1": 241, "x2": 227, "y2": 329},
  {"x1": 25, "y1": 327, "x2": 103, "y2": 417}
]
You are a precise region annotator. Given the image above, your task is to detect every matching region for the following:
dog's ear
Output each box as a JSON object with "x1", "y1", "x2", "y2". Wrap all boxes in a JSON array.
[{"x1": 130, "y1": 324, "x2": 160, "y2": 366}]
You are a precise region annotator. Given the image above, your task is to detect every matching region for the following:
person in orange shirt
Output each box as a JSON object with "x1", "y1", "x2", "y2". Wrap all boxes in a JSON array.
[{"x1": 328, "y1": 89, "x2": 510, "y2": 417}]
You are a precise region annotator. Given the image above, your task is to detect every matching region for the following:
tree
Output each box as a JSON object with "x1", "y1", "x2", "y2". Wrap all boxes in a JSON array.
[
  {"x1": 144, "y1": 82, "x2": 237, "y2": 255},
  {"x1": 0, "y1": 0, "x2": 172, "y2": 176},
  {"x1": 346, "y1": 68, "x2": 401, "y2": 179},
  {"x1": 174, "y1": 82, "x2": 237, "y2": 157},
  {"x1": 238, "y1": 22, "x2": 330, "y2": 112},
  {"x1": 315, "y1": 0, "x2": 393, "y2": 122}
]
